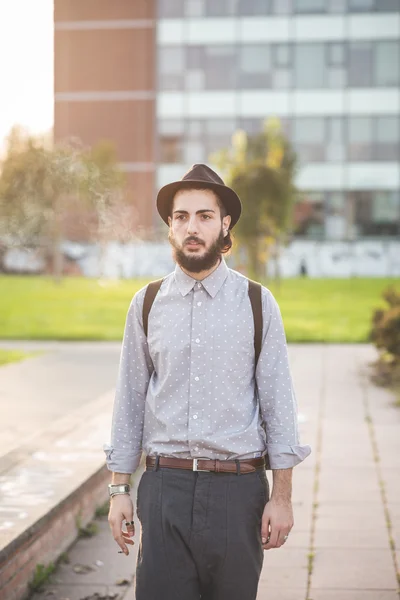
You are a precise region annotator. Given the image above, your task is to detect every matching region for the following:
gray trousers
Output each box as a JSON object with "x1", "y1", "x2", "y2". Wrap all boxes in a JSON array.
[{"x1": 135, "y1": 462, "x2": 270, "y2": 600}]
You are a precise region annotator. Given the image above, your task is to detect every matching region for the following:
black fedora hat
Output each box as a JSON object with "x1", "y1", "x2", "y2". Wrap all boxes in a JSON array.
[{"x1": 156, "y1": 164, "x2": 242, "y2": 230}]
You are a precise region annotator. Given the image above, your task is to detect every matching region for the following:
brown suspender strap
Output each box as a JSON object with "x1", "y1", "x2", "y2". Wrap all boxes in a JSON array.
[
  {"x1": 248, "y1": 279, "x2": 263, "y2": 367},
  {"x1": 142, "y1": 278, "x2": 164, "y2": 337}
]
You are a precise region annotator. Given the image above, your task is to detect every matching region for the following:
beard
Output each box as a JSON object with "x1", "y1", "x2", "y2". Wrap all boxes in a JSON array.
[{"x1": 168, "y1": 227, "x2": 226, "y2": 273}]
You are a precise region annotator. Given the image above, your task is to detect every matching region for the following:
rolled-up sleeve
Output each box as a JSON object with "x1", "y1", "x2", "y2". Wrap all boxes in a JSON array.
[
  {"x1": 256, "y1": 287, "x2": 311, "y2": 470},
  {"x1": 103, "y1": 286, "x2": 154, "y2": 473}
]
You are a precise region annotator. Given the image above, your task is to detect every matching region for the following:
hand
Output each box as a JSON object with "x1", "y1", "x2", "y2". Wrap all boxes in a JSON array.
[
  {"x1": 108, "y1": 494, "x2": 135, "y2": 555},
  {"x1": 261, "y1": 497, "x2": 294, "y2": 551}
]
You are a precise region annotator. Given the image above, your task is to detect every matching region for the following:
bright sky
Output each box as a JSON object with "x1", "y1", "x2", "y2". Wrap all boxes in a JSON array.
[{"x1": 0, "y1": 0, "x2": 53, "y2": 149}]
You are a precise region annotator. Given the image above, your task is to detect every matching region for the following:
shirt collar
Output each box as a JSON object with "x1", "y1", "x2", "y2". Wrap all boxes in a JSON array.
[{"x1": 174, "y1": 258, "x2": 229, "y2": 298}]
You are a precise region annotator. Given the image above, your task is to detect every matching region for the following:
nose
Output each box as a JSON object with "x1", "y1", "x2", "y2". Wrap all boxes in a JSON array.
[{"x1": 186, "y1": 216, "x2": 198, "y2": 235}]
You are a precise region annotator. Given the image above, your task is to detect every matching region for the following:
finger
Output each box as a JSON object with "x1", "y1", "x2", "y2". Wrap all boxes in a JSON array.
[
  {"x1": 261, "y1": 517, "x2": 271, "y2": 546},
  {"x1": 125, "y1": 522, "x2": 135, "y2": 537},
  {"x1": 275, "y1": 530, "x2": 285, "y2": 548},
  {"x1": 115, "y1": 534, "x2": 130, "y2": 555},
  {"x1": 121, "y1": 532, "x2": 135, "y2": 544},
  {"x1": 109, "y1": 520, "x2": 129, "y2": 555},
  {"x1": 263, "y1": 526, "x2": 280, "y2": 550}
]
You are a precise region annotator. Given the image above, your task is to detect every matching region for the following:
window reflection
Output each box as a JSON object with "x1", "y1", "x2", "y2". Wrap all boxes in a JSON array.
[
  {"x1": 239, "y1": 45, "x2": 271, "y2": 88},
  {"x1": 157, "y1": 0, "x2": 185, "y2": 17},
  {"x1": 238, "y1": 0, "x2": 270, "y2": 14},
  {"x1": 294, "y1": 44, "x2": 325, "y2": 88},
  {"x1": 293, "y1": 118, "x2": 325, "y2": 162},
  {"x1": 293, "y1": 192, "x2": 326, "y2": 239},
  {"x1": 350, "y1": 191, "x2": 400, "y2": 237},
  {"x1": 158, "y1": 46, "x2": 185, "y2": 91}
]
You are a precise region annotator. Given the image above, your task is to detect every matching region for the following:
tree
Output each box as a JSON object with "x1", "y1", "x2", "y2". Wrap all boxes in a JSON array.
[
  {"x1": 211, "y1": 118, "x2": 297, "y2": 281},
  {"x1": 0, "y1": 127, "x2": 125, "y2": 281}
]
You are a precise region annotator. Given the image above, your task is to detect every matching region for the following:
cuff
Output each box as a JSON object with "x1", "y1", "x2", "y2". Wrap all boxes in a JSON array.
[
  {"x1": 266, "y1": 443, "x2": 312, "y2": 470},
  {"x1": 102, "y1": 443, "x2": 142, "y2": 474}
]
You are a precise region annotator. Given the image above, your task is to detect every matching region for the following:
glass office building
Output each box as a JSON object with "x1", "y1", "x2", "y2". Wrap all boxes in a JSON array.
[{"x1": 155, "y1": 0, "x2": 400, "y2": 241}]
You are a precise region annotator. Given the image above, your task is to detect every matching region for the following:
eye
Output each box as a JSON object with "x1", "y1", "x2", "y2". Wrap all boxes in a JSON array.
[{"x1": 202, "y1": 214, "x2": 211, "y2": 219}]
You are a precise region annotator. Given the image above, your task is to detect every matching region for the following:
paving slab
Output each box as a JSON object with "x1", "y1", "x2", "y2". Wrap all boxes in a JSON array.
[
  {"x1": 311, "y1": 548, "x2": 398, "y2": 590},
  {"x1": 309, "y1": 591, "x2": 399, "y2": 600}
]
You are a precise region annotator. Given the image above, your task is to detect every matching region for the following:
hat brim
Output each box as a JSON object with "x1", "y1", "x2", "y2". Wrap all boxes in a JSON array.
[{"x1": 157, "y1": 179, "x2": 242, "y2": 230}]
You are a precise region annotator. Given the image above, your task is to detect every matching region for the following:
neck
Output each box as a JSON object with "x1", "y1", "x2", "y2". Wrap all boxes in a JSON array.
[{"x1": 180, "y1": 257, "x2": 222, "y2": 281}]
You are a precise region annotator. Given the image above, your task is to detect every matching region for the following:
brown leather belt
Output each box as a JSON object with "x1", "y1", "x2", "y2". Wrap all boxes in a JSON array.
[{"x1": 146, "y1": 456, "x2": 265, "y2": 474}]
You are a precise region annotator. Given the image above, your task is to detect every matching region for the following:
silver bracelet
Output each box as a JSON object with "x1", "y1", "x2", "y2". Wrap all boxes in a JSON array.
[{"x1": 110, "y1": 491, "x2": 130, "y2": 498}]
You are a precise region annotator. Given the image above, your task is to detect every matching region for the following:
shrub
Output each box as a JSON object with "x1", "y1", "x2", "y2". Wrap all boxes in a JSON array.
[{"x1": 370, "y1": 285, "x2": 400, "y2": 361}]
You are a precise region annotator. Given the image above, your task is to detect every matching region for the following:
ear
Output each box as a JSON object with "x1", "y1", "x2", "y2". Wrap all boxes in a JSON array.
[
  {"x1": 223, "y1": 214, "x2": 231, "y2": 233},
  {"x1": 167, "y1": 215, "x2": 172, "y2": 227}
]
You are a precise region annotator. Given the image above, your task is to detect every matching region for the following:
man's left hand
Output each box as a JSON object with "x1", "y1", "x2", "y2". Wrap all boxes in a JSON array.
[{"x1": 260, "y1": 498, "x2": 294, "y2": 550}]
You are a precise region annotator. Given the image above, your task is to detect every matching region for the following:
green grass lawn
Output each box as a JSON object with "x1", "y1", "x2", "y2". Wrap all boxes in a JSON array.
[
  {"x1": 0, "y1": 349, "x2": 32, "y2": 366},
  {"x1": 0, "y1": 275, "x2": 398, "y2": 343}
]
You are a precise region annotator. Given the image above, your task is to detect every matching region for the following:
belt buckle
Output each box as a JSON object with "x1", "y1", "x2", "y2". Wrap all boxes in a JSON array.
[{"x1": 192, "y1": 458, "x2": 211, "y2": 472}]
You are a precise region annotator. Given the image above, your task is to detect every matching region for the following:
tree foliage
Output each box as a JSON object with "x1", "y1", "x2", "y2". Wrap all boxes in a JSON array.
[
  {"x1": 0, "y1": 127, "x2": 124, "y2": 278},
  {"x1": 211, "y1": 118, "x2": 297, "y2": 279}
]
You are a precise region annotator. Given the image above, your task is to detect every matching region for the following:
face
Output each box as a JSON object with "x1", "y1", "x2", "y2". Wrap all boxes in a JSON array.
[{"x1": 167, "y1": 188, "x2": 231, "y2": 273}]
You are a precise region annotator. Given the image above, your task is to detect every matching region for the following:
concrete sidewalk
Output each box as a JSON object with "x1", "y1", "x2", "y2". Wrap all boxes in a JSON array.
[
  {"x1": 0, "y1": 341, "x2": 121, "y2": 464},
  {"x1": 5, "y1": 343, "x2": 400, "y2": 600}
]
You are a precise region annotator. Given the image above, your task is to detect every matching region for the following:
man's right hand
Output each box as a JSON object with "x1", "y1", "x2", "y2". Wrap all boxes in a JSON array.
[{"x1": 108, "y1": 494, "x2": 135, "y2": 555}]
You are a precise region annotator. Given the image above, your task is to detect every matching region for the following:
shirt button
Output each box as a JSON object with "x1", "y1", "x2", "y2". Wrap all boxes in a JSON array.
[
  {"x1": 195, "y1": 338, "x2": 200, "y2": 343},
  {"x1": 197, "y1": 283, "x2": 201, "y2": 289},
  {"x1": 193, "y1": 415, "x2": 198, "y2": 420},
  {"x1": 195, "y1": 376, "x2": 199, "y2": 381},
  {"x1": 197, "y1": 302, "x2": 202, "y2": 306}
]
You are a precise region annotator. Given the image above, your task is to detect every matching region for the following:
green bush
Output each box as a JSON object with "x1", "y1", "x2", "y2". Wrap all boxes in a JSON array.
[{"x1": 370, "y1": 285, "x2": 400, "y2": 361}]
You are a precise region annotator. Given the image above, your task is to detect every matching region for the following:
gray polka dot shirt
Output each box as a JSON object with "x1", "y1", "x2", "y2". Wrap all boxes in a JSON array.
[{"x1": 103, "y1": 258, "x2": 311, "y2": 473}]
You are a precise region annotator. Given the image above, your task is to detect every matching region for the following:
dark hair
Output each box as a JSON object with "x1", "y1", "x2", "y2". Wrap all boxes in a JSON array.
[{"x1": 170, "y1": 184, "x2": 234, "y2": 254}]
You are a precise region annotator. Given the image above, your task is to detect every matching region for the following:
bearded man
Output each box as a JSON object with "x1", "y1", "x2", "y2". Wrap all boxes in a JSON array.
[{"x1": 104, "y1": 164, "x2": 311, "y2": 600}]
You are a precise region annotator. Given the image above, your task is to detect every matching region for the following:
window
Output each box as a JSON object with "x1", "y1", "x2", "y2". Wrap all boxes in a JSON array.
[
  {"x1": 185, "y1": 0, "x2": 205, "y2": 16},
  {"x1": 158, "y1": 46, "x2": 185, "y2": 91},
  {"x1": 159, "y1": 120, "x2": 184, "y2": 163},
  {"x1": 294, "y1": 0, "x2": 326, "y2": 12},
  {"x1": 293, "y1": 192, "x2": 325, "y2": 239},
  {"x1": 348, "y1": 117, "x2": 373, "y2": 160},
  {"x1": 376, "y1": 0, "x2": 400, "y2": 11},
  {"x1": 271, "y1": 0, "x2": 292, "y2": 13},
  {"x1": 157, "y1": 0, "x2": 185, "y2": 17},
  {"x1": 349, "y1": 42, "x2": 400, "y2": 87},
  {"x1": 375, "y1": 117, "x2": 400, "y2": 160},
  {"x1": 238, "y1": 118, "x2": 264, "y2": 134},
  {"x1": 328, "y1": 0, "x2": 347, "y2": 12},
  {"x1": 184, "y1": 141, "x2": 206, "y2": 163},
  {"x1": 350, "y1": 191, "x2": 400, "y2": 236},
  {"x1": 204, "y1": 119, "x2": 236, "y2": 156},
  {"x1": 205, "y1": 0, "x2": 238, "y2": 15},
  {"x1": 271, "y1": 44, "x2": 292, "y2": 88},
  {"x1": 293, "y1": 118, "x2": 325, "y2": 161},
  {"x1": 239, "y1": 45, "x2": 271, "y2": 88},
  {"x1": 295, "y1": 44, "x2": 325, "y2": 88},
  {"x1": 326, "y1": 118, "x2": 345, "y2": 161},
  {"x1": 326, "y1": 192, "x2": 347, "y2": 240},
  {"x1": 238, "y1": 0, "x2": 270, "y2": 14},
  {"x1": 348, "y1": 42, "x2": 373, "y2": 87},
  {"x1": 327, "y1": 43, "x2": 346, "y2": 88},
  {"x1": 375, "y1": 42, "x2": 400, "y2": 87},
  {"x1": 348, "y1": 0, "x2": 374, "y2": 10},
  {"x1": 205, "y1": 46, "x2": 236, "y2": 89}
]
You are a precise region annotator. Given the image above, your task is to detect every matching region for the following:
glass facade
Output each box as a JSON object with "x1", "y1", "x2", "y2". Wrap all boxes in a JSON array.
[
  {"x1": 158, "y1": 41, "x2": 400, "y2": 91},
  {"x1": 156, "y1": 0, "x2": 400, "y2": 239},
  {"x1": 159, "y1": 116, "x2": 400, "y2": 164},
  {"x1": 158, "y1": 0, "x2": 400, "y2": 15}
]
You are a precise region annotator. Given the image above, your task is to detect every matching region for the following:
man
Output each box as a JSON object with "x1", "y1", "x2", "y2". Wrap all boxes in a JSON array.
[{"x1": 103, "y1": 164, "x2": 311, "y2": 600}]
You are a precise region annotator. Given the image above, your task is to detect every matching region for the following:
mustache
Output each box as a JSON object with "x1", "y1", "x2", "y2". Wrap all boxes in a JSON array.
[{"x1": 185, "y1": 237, "x2": 204, "y2": 245}]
